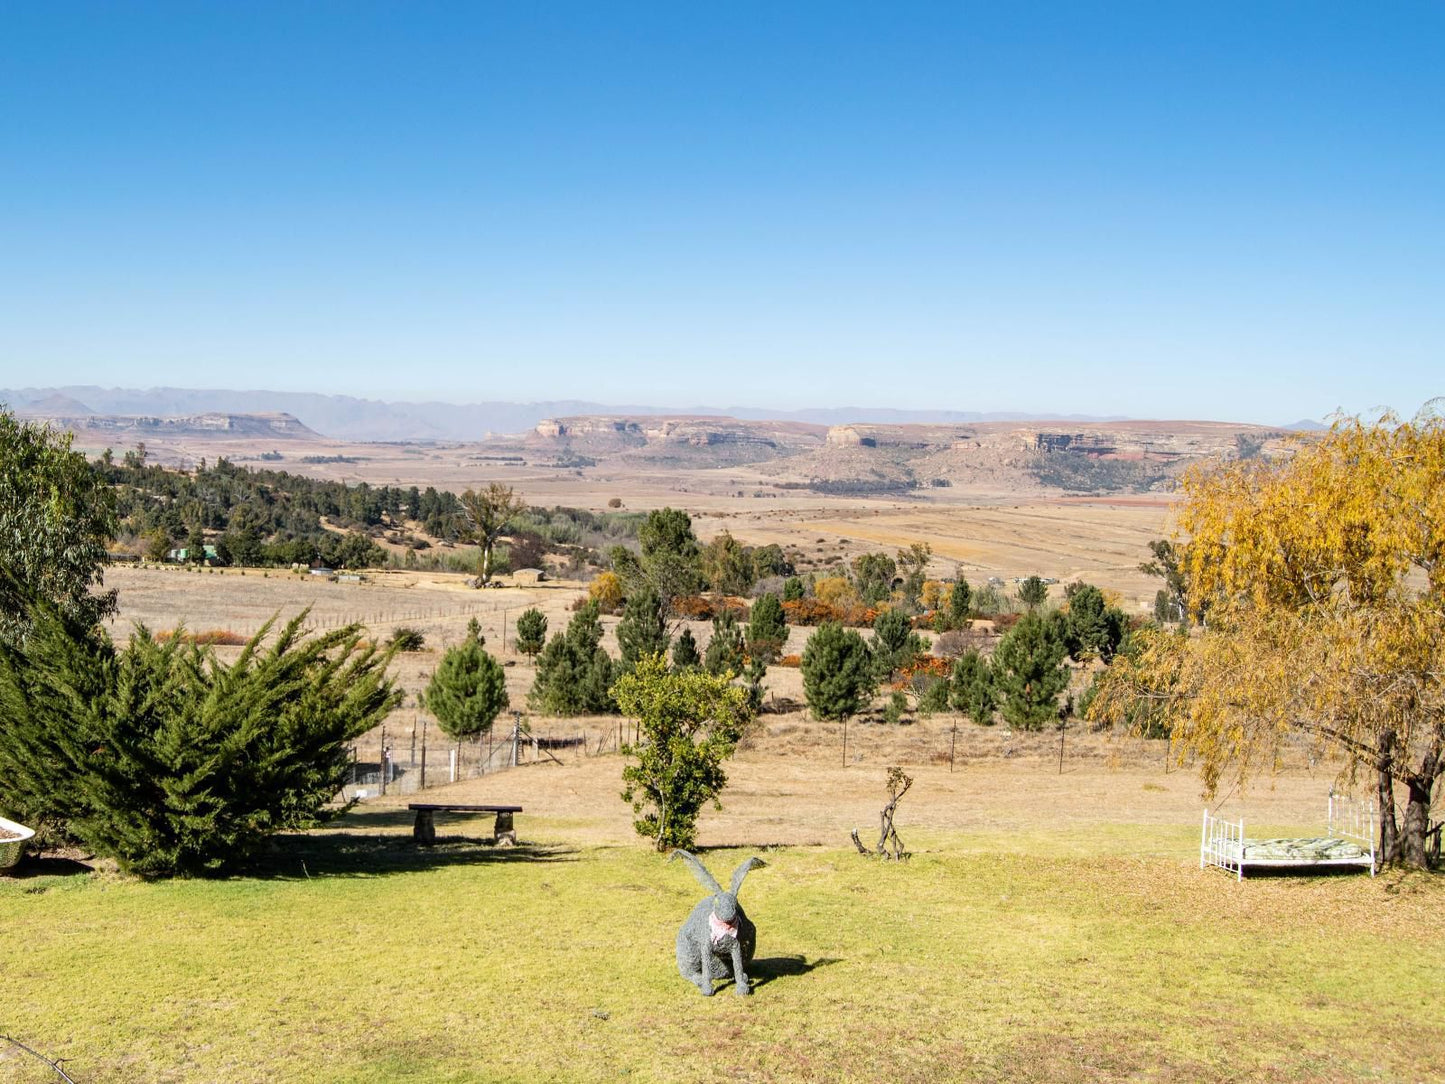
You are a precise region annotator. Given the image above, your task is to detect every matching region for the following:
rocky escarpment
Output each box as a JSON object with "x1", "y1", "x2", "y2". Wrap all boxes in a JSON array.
[
  {"x1": 531, "y1": 415, "x2": 822, "y2": 465},
  {"x1": 24, "y1": 411, "x2": 319, "y2": 439}
]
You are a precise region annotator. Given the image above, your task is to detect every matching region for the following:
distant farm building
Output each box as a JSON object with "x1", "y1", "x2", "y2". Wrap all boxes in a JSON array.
[{"x1": 166, "y1": 545, "x2": 219, "y2": 564}]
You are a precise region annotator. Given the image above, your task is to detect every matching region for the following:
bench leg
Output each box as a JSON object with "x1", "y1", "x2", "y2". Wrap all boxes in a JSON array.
[
  {"x1": 413, "y1": 810, "x2": 436, "y2": 845},
  {"x1": 493, "y1": 811, "x2": 516, "y2": 847}
]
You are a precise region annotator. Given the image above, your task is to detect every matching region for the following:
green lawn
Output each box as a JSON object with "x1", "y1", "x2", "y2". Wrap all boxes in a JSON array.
[{"x1": 2, "y1": 810, "x2": 1441, "y2": 1083}]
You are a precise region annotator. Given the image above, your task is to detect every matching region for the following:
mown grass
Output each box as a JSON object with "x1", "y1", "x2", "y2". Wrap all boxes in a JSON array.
[{"x1": 2, "y1": 811, "x2": 1441, "y2": 1084}]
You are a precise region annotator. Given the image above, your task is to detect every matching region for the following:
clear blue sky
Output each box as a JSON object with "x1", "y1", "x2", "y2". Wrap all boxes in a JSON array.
[{"x1": 1, "y1": 2, "x2": 1440, "y2": 423}]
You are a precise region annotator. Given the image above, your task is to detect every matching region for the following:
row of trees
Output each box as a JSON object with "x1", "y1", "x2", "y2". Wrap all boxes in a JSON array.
[
  {"x1": 414, "y1": 601, "x2": 753, "y2": 854},
  {"x1": 99, "y1": 450, "x2": 642, "y2": 578},
  {"x1": 799, "y1": 583, "x2": 1129, "y2": 732}
]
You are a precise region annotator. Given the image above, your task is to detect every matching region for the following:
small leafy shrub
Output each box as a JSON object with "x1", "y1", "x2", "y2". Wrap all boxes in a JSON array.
[
  {"x1": 614, "y1": 656, "x2": 752, "y2": 851},
  {"x1": 587, "y1": 571, "x2": 624, "y2": 614},
  {"x1": 672, "y1": 594, "x2": 717, "y2": 621},
  {"x1": 934, "y1": 628, "x2": 986, "y2": 658}
]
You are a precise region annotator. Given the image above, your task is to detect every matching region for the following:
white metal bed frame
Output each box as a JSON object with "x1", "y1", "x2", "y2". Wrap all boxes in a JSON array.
[{"x1": 1200, "y1": 792, "x2": 1376, "y2": 880}]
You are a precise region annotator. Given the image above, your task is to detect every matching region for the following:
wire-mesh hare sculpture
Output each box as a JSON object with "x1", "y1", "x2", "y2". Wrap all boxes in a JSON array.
[{"x1": 671, "y1": 850, "x2": 766, "y2": 997}]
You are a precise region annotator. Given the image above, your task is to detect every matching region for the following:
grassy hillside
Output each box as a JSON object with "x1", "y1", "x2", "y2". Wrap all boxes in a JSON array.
[{"x1": 3, "y1": 810, "x2": 1441, "y2": 1083}]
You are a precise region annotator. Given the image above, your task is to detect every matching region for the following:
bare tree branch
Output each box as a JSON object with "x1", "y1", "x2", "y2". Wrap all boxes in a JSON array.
[{"x1": 2, "y1": 1036, "x2": 79, "y2": 1083}]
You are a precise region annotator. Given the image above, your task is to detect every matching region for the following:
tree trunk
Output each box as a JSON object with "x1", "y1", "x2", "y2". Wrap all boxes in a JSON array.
[
  {"x1": 1376, "y1": 728, "x2": 1400, "y2": 866},
  {"x1": 1399, "y1": 747, "x2": 1439, "y2": 870}
]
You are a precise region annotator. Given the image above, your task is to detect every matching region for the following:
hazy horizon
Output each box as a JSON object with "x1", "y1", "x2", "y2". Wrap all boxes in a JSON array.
[{"x1": 2, "y1": 381, "x2": 1338, "y2": 432}]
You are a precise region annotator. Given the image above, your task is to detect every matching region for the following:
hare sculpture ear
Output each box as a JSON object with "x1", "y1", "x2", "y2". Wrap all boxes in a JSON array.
[
  {"x1": 729, "y1": 856, "x2": 766, "y2": 897},
  {"x1": 670, "y1": 849, "x2": 723, "y2": 894}
]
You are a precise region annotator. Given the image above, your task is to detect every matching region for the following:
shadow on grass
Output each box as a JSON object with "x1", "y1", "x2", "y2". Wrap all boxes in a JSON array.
[
  {"x1": 748, "y1": 954, "x2": 842, "y2": 989},
  {"x1": 245, "y1": 806, "x2": 577, "y2": 880},
  {"x1": 1240, "y1": 865, "x2": 1379, "y2": 880},
  {"x1": 246, "y1": 834, "x2": 578, "y2": 880},
  {"x1": 5, "y1": 854, "x2": 95, "y2": 880},
  {"x1": 329, "y1": 806, "x2": 419, "y2": 831}
]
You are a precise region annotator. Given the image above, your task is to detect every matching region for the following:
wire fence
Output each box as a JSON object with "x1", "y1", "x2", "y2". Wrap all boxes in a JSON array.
[{"x1": 339, "y1": 716, "x2": 637, "y2": 801}]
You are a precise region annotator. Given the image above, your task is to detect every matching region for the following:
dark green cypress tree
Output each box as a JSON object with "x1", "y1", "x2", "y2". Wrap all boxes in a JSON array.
[{"x1": 0, "y1": 604, "x2": 399, "y2": 877}]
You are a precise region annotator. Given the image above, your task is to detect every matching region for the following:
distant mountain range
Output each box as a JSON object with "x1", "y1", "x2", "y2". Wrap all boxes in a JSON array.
[{"x1": 0, "y1": 385, "x2": 1316, "y2": 442}]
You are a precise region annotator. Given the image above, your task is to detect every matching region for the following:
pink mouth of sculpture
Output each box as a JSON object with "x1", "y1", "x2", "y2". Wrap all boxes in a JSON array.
[{"x1": 709, "y1": 913, "x2": 738, "y2": 944}]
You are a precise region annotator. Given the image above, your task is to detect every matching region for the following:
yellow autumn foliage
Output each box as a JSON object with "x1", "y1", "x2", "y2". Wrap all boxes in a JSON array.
[{"x1": 1089, "y1": 407, "x2": 1445, "y2": 867}]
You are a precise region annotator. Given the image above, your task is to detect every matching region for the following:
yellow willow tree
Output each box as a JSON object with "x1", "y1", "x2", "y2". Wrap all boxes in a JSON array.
[{"x1": 1090, "y1": 407, "x2": 1445, "y2": 869}]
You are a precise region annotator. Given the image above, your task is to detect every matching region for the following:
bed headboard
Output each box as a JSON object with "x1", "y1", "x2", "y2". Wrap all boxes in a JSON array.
[{"x1": 1328, "y1": 791, "x2": 1375, "y2": 848}]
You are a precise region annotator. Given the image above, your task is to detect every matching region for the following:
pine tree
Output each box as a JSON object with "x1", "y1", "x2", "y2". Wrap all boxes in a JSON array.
[
  {"x1": 514, "y1": 608, "x2": 548, "y2": 660},
  {"x1": 1062, "y1": 583, "x2": 1128, "y2": 661},
  {"x1": 948, "y1": 577, "x2": 972, "y2": 629},
  {"x1": 801, "y1": 622, "x2": 875, "y2": 721},
  {"x1": 528, "y1": 601, "x2": 617, "y2": 715},
  {"x1": 423, "y1": 623, "x2": 509, "y2": 741},
  {"x1": 703, "y1": 610, "x2": 745, "y2": 678},
  {"x1": 950, "y1": 648, "x2": 996, "y2": 725},
  {"x1": 746, "y1": 592, "x2": 788, "y2": 664},
  {"x1": 992, "y1": 611, "x2": 1069, "y2": 730},
  {"x1": 671, "y1": 627, "x2": 701, "y2": 671},
  {"x1": 615, "y1": 586, "x2": 670, "y2": 671},
  {"x1": 1017, "y1": 575, "x2": 1049, "y2": 610},
  {"x1": 869, "y1": 608, "x2": 926, "y2": 681}
]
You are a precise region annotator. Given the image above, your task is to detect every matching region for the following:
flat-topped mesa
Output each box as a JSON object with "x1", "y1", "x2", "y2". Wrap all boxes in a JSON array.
[
  {"x1": 23, "y1": 411, "x2": 317, "y2": 439},
  {"x1": 1015, "y1": 423, "x2": 1288, "y2": 462},
  {"x1": 532, "y1": 415, "x2": 787, "y2": 452},
  {"x1": 825, "y1": 425, "x2": 873, "y2": 447},
  {"x1": 1024, "y1": 431, "x2": 1119, "y2": 456}
]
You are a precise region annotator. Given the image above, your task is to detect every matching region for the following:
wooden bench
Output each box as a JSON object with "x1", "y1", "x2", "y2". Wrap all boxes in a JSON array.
[{"x1": 409, "y1": 803, "x2": 522, "y2": 846}]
